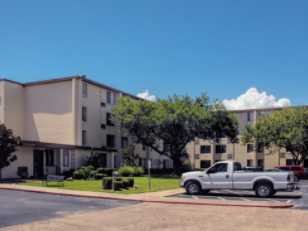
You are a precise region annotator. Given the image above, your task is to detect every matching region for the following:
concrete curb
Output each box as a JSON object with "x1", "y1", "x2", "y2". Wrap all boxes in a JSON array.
[{"x1": 0, "y1": 186, "x2": 294, "y2": 209}]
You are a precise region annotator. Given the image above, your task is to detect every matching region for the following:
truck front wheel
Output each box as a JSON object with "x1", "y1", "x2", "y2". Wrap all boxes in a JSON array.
[
  {"x1": 185, "y1": 181, "x2": 201, "y2": 195},
  {"x1": 255, "y1": 182, "x2": 274, "y2": 198}
]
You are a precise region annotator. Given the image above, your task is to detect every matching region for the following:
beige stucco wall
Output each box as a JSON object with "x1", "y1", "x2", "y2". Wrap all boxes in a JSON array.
[
  {"x1": 1, "y1": 146, "x2": 33, "y2": 178},
  {"x1": 23, "y1": 81, "x2": 74, "y2": 144},
  {"x1": 0, "y1": 81, "x2": 24, "y2": 137}
]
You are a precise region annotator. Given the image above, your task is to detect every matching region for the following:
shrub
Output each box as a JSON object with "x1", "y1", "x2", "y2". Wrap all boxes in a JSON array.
[
  {"x1": 127, "y1": 177, "x2": 134, "y2": 188},
  {"x1": 97, "y1": 168, "x2": 114, "y2": 176},
  {"x1": 113, "y1": 181, "x2": 123, "y2": 191},
  {"x1": 17, "y1": 166, "x2": 29, "y2": 179},
  {"x1": 73, "y1": 169, "x2": 85, "y2": 179},
  {"x1": 133, "y1": 167, "x2": 144, "y2": 176},
  {"x1": 102, "y1": 177, "x2": 113, "y2": 189},
  {"x1": 62, "y1": 169, "x2": 75, "y2": 179},
  {"x1": 95, "y1": 173, "x2": 107, "y2": 180},
  {"x1": 118, "y1": 166, "x2": 134, "y2": 177},
  {"x1": 89, "y1": 170, "x2": 97, "y2": 179}
]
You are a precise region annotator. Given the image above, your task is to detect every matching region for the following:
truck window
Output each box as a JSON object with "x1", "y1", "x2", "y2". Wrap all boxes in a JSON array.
[
  {"x1": 233, "y1": 162, "x2": 242, "y2": 171},
  {"x1": 208, "y1": 163, "x2": 228, "y2": 174}
]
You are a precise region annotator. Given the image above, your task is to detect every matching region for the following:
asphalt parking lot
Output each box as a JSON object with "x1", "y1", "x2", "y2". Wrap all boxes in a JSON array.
[
  {"x1": 174, "y1": 180, "x2": 308, "y2": 210},
  {"x1": 0, "y1": 189, "x2": 139, "y2": 228}
]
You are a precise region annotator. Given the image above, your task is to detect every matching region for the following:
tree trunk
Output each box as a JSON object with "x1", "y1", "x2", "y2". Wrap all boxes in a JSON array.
[{"x1": 171, "y1": 155, "x2": 183, "y2": 176}]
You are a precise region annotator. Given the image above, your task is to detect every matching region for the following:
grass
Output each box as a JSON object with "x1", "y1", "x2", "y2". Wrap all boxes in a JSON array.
[{"x1": 22, "y1": 177, "x2": 180, "y2": 194}]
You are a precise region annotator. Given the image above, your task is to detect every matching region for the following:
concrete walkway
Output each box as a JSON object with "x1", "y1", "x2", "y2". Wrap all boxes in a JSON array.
[{"x1": 0, "y1": 183, "x2": 294, "y2": 209}]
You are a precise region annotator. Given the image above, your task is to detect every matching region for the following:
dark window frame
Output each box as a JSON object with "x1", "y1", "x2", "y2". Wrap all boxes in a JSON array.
[
  {"x1": 200, "y1": 145, "x2": 211, "y2": 154},
  {"x1": 106, "y1": 112, "x2": 114, "y2": 126},
  {"x1": 82, "y1": 106, "x2": 87, "y2": 122},
  {"x1": 200, "y1": 160, "x2": 211, "y2": 169},
  {"x1": 82, "y1": 130, "x2": 87, "y2": 146},
  {"x1": 107, "y1": 134, "x2": 115, "y2": 148},
  {"x1": 247, "y1": 143, "x2": 254, "y2": 153},
  {"x1": 46, "y1": 150, "x2": 54, "y2": 167},
  {"x1": 215, "y1": 144, "x2": 226, "y2": 154}
]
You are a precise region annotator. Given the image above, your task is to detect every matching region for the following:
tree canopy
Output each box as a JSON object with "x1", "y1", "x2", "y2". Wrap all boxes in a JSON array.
[
  {"x1": 113, "y1": 94, "x2": 238, "y2": 174},
  {"x1": 242, "y1": 108, "x2": 308, "y2": 165},
  {"x1": 0, "y1": 124, "x2": 20, "y2": 178}
]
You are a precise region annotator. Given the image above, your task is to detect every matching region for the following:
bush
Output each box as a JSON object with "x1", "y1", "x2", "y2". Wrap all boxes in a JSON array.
[
  {"x1": 95, "y1": 173, "x2": 107, "y2": 180},
  {"x1": 62, "y1": 169, "x2": 75, "y2": 179},
  {"x1": 17, "y1": 166, "x2": 29, "y2": 179},
  {"x1": 102, "y1": 177, "x2": 134, "y2": 190},
  {"x1": 133, "y1": 167, "x2": 144, "y2": 176},
  {"x1": 73, "y1": 169, "x2": 85, "y2": 179},
  {"x1": 102, "y1": 177, "x2": 113, "y2": 189},
  {"x1": 89, "y1": 170, "x2": 97, "y2": 179},
  {"x1": 144, "y1": 168, "x2": 175, "y2": 176},
  {"x1": 113, "y1": 181, "x2": 123, "y2": 191},
  {"x1": 97, "y1": 168, "x2": 114, "y2": 176},
  {"x1": 127, "y1": 177, "x2": 134, "y2": 188},
  {"x1": 118, "y1": 166, "x2": 134, "y2": 177}
]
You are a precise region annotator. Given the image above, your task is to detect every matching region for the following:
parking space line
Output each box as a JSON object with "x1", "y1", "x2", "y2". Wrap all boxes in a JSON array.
[{"x1": 192, "y1": 196, "x2": 199, "y2": 200}]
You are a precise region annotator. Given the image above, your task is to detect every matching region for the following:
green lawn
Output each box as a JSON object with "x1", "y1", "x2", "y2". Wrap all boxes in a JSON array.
[{"x1": 22, "y1": 177, "x2": 180, "y2": 194}]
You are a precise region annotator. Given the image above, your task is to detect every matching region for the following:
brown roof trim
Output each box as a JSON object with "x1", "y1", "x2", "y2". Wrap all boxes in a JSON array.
[
  {"x1": 24, "y1": 75, "x2": 84, "y2": 87},
  {"x1": 1, "y1": 75, "x2": 142, "y2": 100},
  {"x1": 83, "y1": 78, "x2": 141, "y2": 100},
  {"x1": 22, "y1": 140, "x2": 117, "y2": 152},
  {"x1": 0, "y1": 78, "x2": 24, "y2": 86}
]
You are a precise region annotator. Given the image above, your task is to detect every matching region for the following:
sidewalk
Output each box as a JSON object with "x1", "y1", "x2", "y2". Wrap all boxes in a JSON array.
[{"x1": 0, "y1": 183, "x2": 294, "y2": 209}]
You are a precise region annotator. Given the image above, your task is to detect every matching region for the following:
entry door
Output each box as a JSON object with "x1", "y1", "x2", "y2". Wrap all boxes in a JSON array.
[
  {"x1": 206, "y1": 163, "x2": 232, "y2": 189},
  {"x1": 33, "y1": 150, "x2": 44, "y2": 178}
]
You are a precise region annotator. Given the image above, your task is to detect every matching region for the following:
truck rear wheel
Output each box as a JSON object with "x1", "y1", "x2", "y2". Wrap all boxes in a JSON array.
[
  {"x1": 185, "y1": 181, "x2": 201, "y2": 195},
  {"x1": 255, "y1": 182, "x2": 273, "y2": 198}
]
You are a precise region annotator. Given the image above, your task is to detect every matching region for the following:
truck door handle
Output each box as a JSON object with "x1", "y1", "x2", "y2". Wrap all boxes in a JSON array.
[{"x1": 226, "y1": 175, "x2": 230, "y2": 179}]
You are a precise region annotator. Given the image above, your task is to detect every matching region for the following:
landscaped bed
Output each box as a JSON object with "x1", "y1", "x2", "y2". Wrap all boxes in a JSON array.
[{"x1": 22, "y1": 177, "x2": 180, "y2": 194}]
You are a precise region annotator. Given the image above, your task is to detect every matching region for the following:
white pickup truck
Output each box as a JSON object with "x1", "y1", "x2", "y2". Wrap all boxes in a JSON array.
[{"x1": 181, "y1": 160, "x2": 299, "y2": 197}]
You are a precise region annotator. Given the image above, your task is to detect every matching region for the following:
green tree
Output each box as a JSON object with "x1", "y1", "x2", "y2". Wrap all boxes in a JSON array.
[
  {"x1": 122, "y1": 144, "x2": 141, "y2": 166},
  {"x1": 113, "y1": 94, "x2": 238, "y2": 175},
  {"x1": 242, "y1": 108, "x2": 308, "y2": 165},
  {"x1": 0, "y1": 124, "x2": 20, "y2": 178}
]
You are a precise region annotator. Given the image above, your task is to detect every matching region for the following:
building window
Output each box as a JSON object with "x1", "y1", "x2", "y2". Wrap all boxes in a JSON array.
[
  {"x1": 200, "y1": 145, "x2": 211, "y2": 154},
  {"x1": 256, "y1": 142, "x2": 264, "y2": 153},
  {"x1": 286, "y1": 159, "x2": 294, "y2": 166},
  {"x1": 215, "y1": 145, "x2": 226, "y2": 154},
  {"x1": 107, "y1": 91, "x2": 112, "y2": 104},
  {"x1": 247, "y1": 144, "x2": 254, "y2": 153},
  {"x1": 82, "y1": 106, "x2": 87, "y2": 122},
  {"x1": 82, "y1": 82, "x2": 88, "y2": 98},
  {"x1": 82, "y1": 130, "x2": 87, "y2": 146},
  {"x1": 106, "y1": 112, "x2": 114, "y2": 126},
  {"x1": 63, "y1": 149, "x2": 70, "y2": 167},
  {"x1": 257, "y1": 159, "x2": 264, "y2": 168},
  {"x1": 107, "y1": 134, "x2": 115, "y2": 148},
  {"x1": 200, "y1": 160, "x2": 211, "y2": 169},
  {"x1": 121, "y1": 137, "x2": 128, "y2": 149},
  {"x1": 46, "y1": 150, "x2": 54, "y2": 166},
  {"x1": 247, "y1": 159, "x2": 253, "y2": 167},
  {"x1": 247, "y1": 112, "x2": 252, "y2": 122}
]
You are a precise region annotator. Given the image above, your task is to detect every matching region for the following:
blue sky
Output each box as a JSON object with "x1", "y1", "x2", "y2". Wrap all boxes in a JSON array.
[{"x1": 1, "y1": 0, "x2": 307, "y2": 106}]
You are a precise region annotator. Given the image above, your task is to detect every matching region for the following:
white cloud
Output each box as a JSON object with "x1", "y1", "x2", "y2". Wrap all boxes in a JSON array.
[
  {"x1": 223, "y1": 87, "x2": 291, "y2": 110},
  {"x1": 137, "y1": 90, "x2": 157, "y2": 101}
]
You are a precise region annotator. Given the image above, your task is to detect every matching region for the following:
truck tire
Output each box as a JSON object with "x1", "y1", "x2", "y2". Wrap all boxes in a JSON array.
[
  {"x1": 185, "y1": 181, "x2": 201, "y2": 195},
  {"x1": 255, "y1": 182, "x2": 274, "y2": 198}
]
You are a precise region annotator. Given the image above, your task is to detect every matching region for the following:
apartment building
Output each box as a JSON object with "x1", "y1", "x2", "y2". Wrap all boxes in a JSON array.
[
  {"x1": 0, "y1": 76, "x2": 171, "y2": 179},
  {"x1": 187, "y1": 107, "x2": 308, "y2": 170}
]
